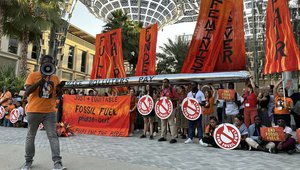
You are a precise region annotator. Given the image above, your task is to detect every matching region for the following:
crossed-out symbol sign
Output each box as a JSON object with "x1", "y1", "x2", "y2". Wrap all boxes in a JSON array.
[
  {"x1": 214, "y1": 123, "x2": 241, "y2": 150},
  {"x1": 155, "y1": 97, "x2": 173, "y2": 119},
  {"x1": 137, "y1": 95, "x2": 154, "y2": 116},
  {"x1": 10, "y1": 109, "x2": 20, "y2": 124},
  {"x1": 181, "y1": 97, "x2": 201, "y2": 120},
  {"x1": 0, "y1": 106, "x2": 5, "y2": 119}
]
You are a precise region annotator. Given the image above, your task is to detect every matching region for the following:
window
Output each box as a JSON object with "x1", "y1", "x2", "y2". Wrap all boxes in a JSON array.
[
  {"x1": 8, "y1": 38, "x2": 19, "y2": 54},
  {"x1": 68, "y1": 46, "x2": 74, "y2": 69},
  {"x1": 81, "y1": 51, "x2": 87, "y2": 72},
  {"x1": 31, "y1": 45, "x2": 38, "y2": 59}
]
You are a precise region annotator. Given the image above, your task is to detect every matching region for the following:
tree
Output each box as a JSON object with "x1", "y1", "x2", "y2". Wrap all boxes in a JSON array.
[
  {"x1": 103, "y1": 10, "x2": 142, "y2": 73},
  {"x1": 0, "y1": 66, "x2": 25, "y2": 94},
  {"x1": 156, "y1": 37, "x2": 190, "y2": 74},
  {"x1": 0, "y1": 0, "x2": 13, "y2": 51},
  {"x1": 3, "y1": 0, "x2": 62, "y2": 78}
]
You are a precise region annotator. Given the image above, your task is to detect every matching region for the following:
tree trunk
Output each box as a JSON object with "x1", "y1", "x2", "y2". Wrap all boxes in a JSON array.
[
  {"x1": 0, "y1": 7, "x2": 3, "y2": 51},
  {"x1": 20, "y1": 30, "x2": 29, "y2": 78}
]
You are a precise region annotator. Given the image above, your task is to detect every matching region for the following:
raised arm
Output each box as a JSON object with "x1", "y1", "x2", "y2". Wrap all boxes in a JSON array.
[
  {"x1": 273, "y1": 79, "x2": 283, "y2": 96},
  {"x1": 249, "y1": 78, "x2": 258, "y2": 96}
]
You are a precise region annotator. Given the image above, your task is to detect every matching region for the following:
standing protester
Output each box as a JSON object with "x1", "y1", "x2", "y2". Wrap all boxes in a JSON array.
[
  {"x1": 273, "y1": 79, "x2": 293, "y2": 126},
  {"x1": 201, "y1": 85, "x2": 216, "y2": 130},
  {"x1": 129, "y1": 88, "x2": 137, "y2": 137},
  {"x1": 175, "y1": 86, "x2": 188, "y2": 139},
  {"x1": 224, "y1": 82, "x2": 242, "y2": 124},
  {"x1": 243, "y1": 78, "x2": 258, "y2": 128},
  {"x1": 21, "y1": 55, "x2": 66, "y2": 170},
  {"x1": 257, "y1": 89, "x2": 271, "y2": 127},
  {"x1": 290, "y1": 88, "x2": 300, "y2": 129},
  {"x1": 140, "y1": 85, "x2": 155, "y2": 140},
  {"x1": 158, "y1": 78, "x2": 179, "y2": 144},
  {"x1": 184, "y1": 82, "x2": 206, "y2": 144},
  {"x1": 1, "y1": 86, "x2": 12, "y2": 126},
  {"x1": 267, "y1": 85, "x2": 275, "y2": 124},
  {"x1": 216, "y1": 84, "x2": 225, "y2": 123}
]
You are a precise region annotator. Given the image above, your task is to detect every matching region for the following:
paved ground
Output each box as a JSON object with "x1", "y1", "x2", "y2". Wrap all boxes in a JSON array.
[{"x1": 0, "y1": 126, "x2": 299, "y2": 170}]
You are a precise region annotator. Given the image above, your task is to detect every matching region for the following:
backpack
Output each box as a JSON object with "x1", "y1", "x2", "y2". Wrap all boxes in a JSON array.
[{"x1": 292, "y1": 100, "x2": 300, "y2": 115}]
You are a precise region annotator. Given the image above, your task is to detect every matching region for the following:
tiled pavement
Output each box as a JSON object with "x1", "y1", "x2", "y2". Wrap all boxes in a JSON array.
[{"x1": 0, "y1": 126, "x2": 299, "y2": 170}]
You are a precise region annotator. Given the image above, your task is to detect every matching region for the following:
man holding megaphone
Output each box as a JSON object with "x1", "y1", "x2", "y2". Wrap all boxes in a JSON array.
[{"x1": 21, "y1": 55, "x2": 66, "y2": 170}]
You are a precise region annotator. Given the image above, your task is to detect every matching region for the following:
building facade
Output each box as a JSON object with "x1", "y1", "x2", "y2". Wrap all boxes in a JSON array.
[{"x1": 0, "y1": 24, "x2": 96, "y2": 81}]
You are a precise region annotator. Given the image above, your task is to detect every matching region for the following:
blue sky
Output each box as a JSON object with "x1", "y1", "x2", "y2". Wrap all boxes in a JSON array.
[{"x1": 70, "y1": 1, "x2": 105, "y2": 36}]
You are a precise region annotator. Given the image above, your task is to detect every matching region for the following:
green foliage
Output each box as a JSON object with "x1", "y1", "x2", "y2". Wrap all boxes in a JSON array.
[
  {"x1": 156, "y1": 37, "x2": 190, "y2": 74},
  {"x1": 103, "y1": 9, "x2": 142, "y2": 73},
  {"x1": 3, "y1": 0, "x2": 62, "y2": 42},
  {"x1": 0, "y1": 66, "x2": 25, "y2": 94}
]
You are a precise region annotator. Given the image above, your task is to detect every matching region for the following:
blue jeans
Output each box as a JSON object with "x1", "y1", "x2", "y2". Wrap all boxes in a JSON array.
[
  {"x1": 188, "y1": 115, "x2": 203, "y2": 140},
  {"x1": 3, "y1": 117, "x2": 13, "y2": 127},
  {"x1": 25, "y1": 112, "x2": 62, "y2": 163}
]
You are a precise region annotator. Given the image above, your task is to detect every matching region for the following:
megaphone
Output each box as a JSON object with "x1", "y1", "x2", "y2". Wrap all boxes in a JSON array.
[{"x1": 40, "y1": 63, "x2": 56, "y2": 76}]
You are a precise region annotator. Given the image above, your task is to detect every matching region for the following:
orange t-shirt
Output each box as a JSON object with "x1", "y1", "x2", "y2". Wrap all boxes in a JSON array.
[
  {"x1": 25, "y1": 71, "x2": 60, "y2": 113},
  {"x1": 202, "y1": 97, "x2": 214, "y2": 115},
  {"x1": 1, "y1": 91, "x2": 12, "y2": 107},
  {"x1": 274, "y1": 95, "x2": 293, "y2": 115}
]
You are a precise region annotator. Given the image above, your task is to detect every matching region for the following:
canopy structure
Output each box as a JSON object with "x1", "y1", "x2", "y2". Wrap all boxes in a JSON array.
[
  {"x1": 80, "y1": 0, "x2": 200, "y2": 28},
  {"x1": 64, "y1": 71, "x2": 251, "y2": 88}
]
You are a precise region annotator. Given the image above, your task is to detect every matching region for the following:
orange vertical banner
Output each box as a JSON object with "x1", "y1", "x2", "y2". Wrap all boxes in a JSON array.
[
  {"x1": 181, "y1": 0, "x2": 233, "y2": 73},
  {"x1": 62, "y1": 95, "x2": 130, "y2": 137},
  {"x1": 90, "y1": 33, "x2": 109, "y2": 79},
  {"x1": 135, "y1": 23, "x2": 158, "y2": 76},
  {"x1": 107, "y1": 28, "x2": 126, "y2": 78},
  {"x1": 264, "y1": 0, "x2": 300, "y2": 74},
  {"x1": 214, "y1": 0, "x2": 245, "y2": 71}
]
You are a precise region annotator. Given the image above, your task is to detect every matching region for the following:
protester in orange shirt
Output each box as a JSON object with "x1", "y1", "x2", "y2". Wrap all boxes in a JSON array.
[
  {"x1": 273, "y1": 79, "x2": 293, "y2": 126},
  {"x1": 199, "y1": 116, "x2": 219, "y2": 147},
  {"x1": 21, "y1": 55, "x2": 66, "y2": 170},
  {"x1": 129, "y1": 88, "x2": 137, "y2": 137},
  {"x1": 0, "y1": 86, "x2": 12, "y2": 107},
  {"x1": 202, "y1": 85, "x2": 216, "y2": 130}
]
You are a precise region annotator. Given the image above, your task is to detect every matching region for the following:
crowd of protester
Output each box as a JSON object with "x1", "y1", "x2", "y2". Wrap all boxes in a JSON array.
[{"x1": 1, "y1": 77, "x2": 300, "y2": 155}]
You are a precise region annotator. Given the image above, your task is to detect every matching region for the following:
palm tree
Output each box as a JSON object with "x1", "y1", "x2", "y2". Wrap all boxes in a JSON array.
[
  {"x1": 3, "y1": 0, "x2": 62, "y2": 78},
  {"x1": 157, "y1": 37, "x2": 190, "y2": 73},
  {"x1": 103, "y1": 10, "x2": 142, "y2": 73},
  {"x1": 0, "y1": 0, "x2": 14, "y2": 51}
]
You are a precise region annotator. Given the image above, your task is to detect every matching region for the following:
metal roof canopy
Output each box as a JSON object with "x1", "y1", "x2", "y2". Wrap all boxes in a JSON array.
[{"x1": 64, "y1": 71, "x2": 251, "y2": 88}]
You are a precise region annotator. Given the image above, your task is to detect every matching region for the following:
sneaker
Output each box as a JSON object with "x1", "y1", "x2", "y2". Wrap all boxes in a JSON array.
[
  {"x1": 199, "y1": 139, "x2": 208, "y2": 147},
  {"x1": 53, "y1": 162, "x2": 67, "y2": 170},
  {"x1": 184, "y1": 138, "x2": 193, "y2": 144},
  {"x1": 158, "y1": 137, "x2": 167, "y2": 142},
  {"x1": 170, "y1": 139, "x2": 177, "y2": 144},
  {"x1": 249, "y1": 146, "x2": 252, "y2": 151},
  {"x1": 21, "y1": 161, "x2": 32, "y2": 170},
  {"x1": 153, "y1": 132, "x2": 157, "y2": 137},
  {"x1": 149, "y1": 135, "x2": 154, "y2": 140},
  {"x1": 140, "y1": 134, "x2": 146, "y2": 138}
]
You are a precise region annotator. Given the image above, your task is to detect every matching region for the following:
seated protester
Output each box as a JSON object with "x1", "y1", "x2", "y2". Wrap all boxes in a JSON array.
[
  {"x1": 234, "y1": 114, "x2": 248, "y2": 149},
  {"x1": 245, "y1": 115, "x2": 275, "y2": 152},
  {"x1": 199, "y1": 116, "x2": 219, "y2": 147},
  {"x1": 275, "y1": 119, "x2": 297, "y2": 154}
]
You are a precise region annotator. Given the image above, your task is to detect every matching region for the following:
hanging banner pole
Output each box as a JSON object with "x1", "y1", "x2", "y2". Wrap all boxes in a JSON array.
[{"x1": 64, "y1": 71, "x2": 251, "y2": 88}]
